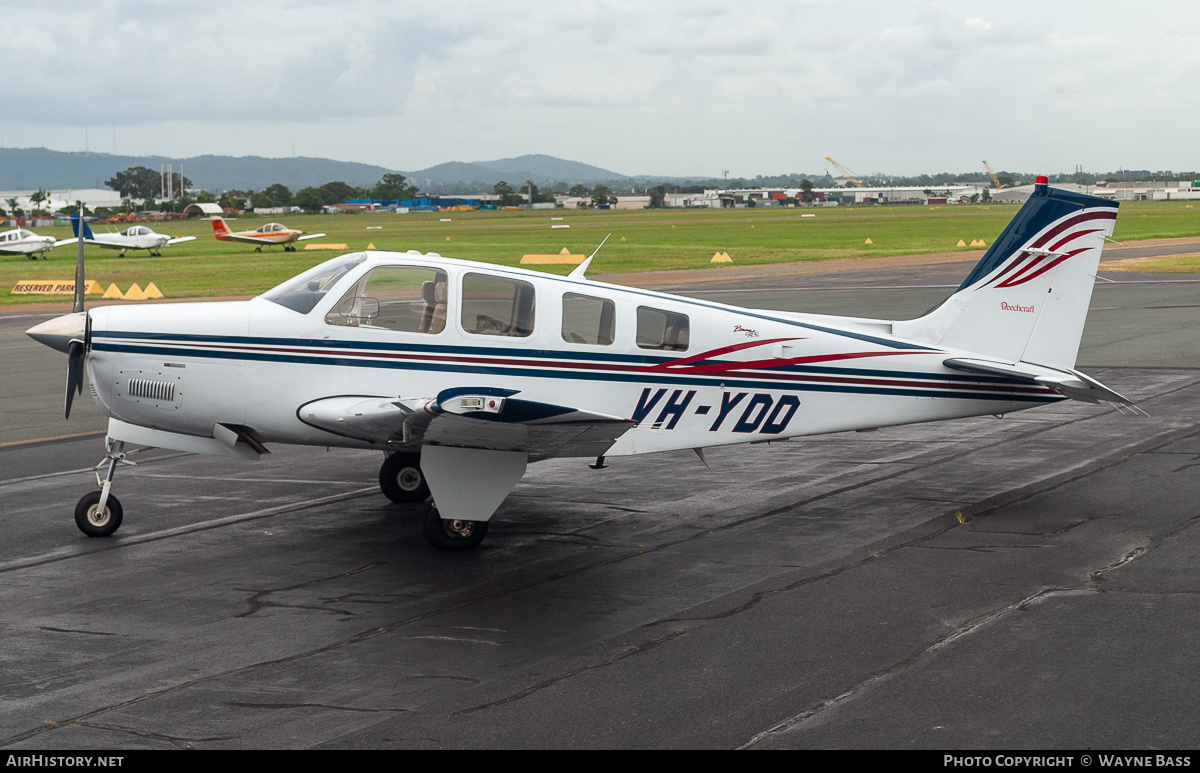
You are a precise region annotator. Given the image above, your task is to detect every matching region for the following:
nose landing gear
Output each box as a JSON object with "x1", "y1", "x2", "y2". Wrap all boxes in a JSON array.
[{"x1": 74, "y1": 439, "x2": 135, "y2": 538}]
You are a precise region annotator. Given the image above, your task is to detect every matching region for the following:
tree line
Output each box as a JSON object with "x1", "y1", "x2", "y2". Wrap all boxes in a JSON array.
[{"x1": 99, "y1": 167, "x2": 422, "y2": 214}]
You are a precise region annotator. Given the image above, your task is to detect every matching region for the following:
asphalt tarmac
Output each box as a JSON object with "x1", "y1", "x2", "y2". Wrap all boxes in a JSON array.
[{"x1": 2, "y1": 258, "x2": 1199, "y2": 749}]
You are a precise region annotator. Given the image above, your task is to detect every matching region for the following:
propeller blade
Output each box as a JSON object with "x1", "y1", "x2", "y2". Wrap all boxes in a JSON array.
[
  {"x1": 73, "y1": 206, "x2": 85, "y2": 314},
  {"x1": 65, "y1": 340, "x2": 84, "y2": 419}
]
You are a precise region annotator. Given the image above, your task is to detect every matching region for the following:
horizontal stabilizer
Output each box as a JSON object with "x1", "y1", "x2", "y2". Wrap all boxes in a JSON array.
[{"x1": 944, "y1": 357, "x2": 1131, "y2": 405}]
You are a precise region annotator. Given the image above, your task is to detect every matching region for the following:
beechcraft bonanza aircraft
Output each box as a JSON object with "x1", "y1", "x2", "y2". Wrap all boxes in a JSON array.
[
  {"x1": 0, "y1": 226, "x2": 58, "y2": 259},
  {"x1": 59, "y1": 216, "x2": 196, "y2": 256},
  {"x1": 210, "y1": 216, "x2": 325, "y2": 252},
  {"x1": 28, "y1": 178, "x2": 1131, "y2": 550}
]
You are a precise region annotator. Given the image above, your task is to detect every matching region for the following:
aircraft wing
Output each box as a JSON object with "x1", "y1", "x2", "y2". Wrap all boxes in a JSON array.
[
  {"x1": 166, "y1": 236, "x2": 197, "y2": 245},
  {"x1": 298, "y1": 389, "x2": 634, "y2": 460},
  {"x1": 296, "y1": 233, "x2": 327, "y2": 241},
  {"x1": 943, "y1": 357, "x2": 1131, "y2": 405},
  {"x1": 56, "y1": 237, "x2": 79, "y2": 247}
]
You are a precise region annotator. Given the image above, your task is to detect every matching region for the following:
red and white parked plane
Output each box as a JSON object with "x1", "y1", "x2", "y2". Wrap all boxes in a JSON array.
[
  {"x1": 28, "y1": 178, "x2": 1129, "y2": 551},
  {"x1": 209, "y1": 216, "x2": 325, "y2": 252}
]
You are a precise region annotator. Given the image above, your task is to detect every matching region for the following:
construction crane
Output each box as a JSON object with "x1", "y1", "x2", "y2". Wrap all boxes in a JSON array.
[
  {"x1": 825, "y1": 156, "x2": 864, "y2": 188},
  {"x1": 983, "y1": 160, "x2": 1006, "y2": 189}
]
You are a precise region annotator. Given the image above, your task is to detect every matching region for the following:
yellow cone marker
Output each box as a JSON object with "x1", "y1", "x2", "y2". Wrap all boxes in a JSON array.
[
  {"x1": 957, "y1": 239, "x2": 967, "y2": 247},
  {"x1": 102, "y1": 283, "x2": 124, "y2": 299},
  {"x1": 446, "y1": 236, "x2": 452, "y2": 240},
  {"x1": 124, "y1": 283, "x2": 147, "y2": 301},
  {"x1": 367, "y1": 243, "x2": 376, "y2": 250},
  {"x1": 143, "y1": 282, "x2": 163, "y2": 299},
  {"x1": 711, "y1": 252, "x2": 733, "y2": 263},
  {"x1": 976, "y1": 239, "x2": 987, "y2": 247},
  {"x1": 620, "y1": 236, "x2": 626, "y2": 241},
  {"x1": 864, "y1": 238, "x2": 873, "y2": 245}
]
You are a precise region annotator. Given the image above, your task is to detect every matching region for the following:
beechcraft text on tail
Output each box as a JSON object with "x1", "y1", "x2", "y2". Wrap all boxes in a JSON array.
[
  {"x1": 209, "y1": 216, "x2": 325, "y2": 252},
  {"x1": 26, "y1": 178, "x2": 1130, "y2": 550}
]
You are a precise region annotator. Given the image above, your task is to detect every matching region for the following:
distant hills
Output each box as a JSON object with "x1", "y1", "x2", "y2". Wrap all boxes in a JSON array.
[
  {"x1": 409, "y1": 155, "x2": 628, "y2": 192},
  {"x1": 0, "y1": 148, "x2": 631, "y2": 194}
]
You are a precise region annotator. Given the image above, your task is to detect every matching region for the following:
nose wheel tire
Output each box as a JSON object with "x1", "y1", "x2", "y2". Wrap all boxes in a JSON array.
[
  {"x1": 422, "y1": 503, "x2": 488, "y2": 551},
  {"x1": 379, "y1": 452, "x2": 431, "y2": 503},
  {"x1": 74, "y1": 491, "x2": 124, "y2": 537}
]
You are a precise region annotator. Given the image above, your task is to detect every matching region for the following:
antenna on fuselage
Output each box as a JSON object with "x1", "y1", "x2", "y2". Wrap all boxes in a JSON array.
[{"x1": 569, "y1": 233, "x2": 611, "y2": 280}]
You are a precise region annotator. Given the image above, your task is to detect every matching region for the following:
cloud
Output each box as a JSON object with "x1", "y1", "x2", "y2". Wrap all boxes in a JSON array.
[{"x1": 4, "y1": 0, "x2": 1200, "y2": 176}]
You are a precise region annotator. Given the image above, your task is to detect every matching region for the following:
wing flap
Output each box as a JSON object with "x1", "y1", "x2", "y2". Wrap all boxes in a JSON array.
[{"x1": 298, "y1": 391, "x2": 633, "y2": 458}]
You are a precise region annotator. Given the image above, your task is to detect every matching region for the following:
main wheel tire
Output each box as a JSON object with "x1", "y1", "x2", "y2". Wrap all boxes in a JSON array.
[
  {"x1": 379, "y1": 452, "x2": 430, "y2": 503},
  {"x1": 74, "y1": 491, "x2": 124, "y2": 537},
  {"x1": 422, "y1": 503, "x2": 488, "y2": 551}
]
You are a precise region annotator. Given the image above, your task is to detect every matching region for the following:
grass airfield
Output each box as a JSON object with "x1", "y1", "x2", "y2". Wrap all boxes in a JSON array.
[{"x1": 3, "y1": 200, "x2": 1200, "y2": 305}]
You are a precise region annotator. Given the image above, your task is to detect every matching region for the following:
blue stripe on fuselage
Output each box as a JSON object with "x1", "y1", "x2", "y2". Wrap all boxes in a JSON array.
[{"x1": 93, "y1": 339, "x2": 1060, "y2": 404}]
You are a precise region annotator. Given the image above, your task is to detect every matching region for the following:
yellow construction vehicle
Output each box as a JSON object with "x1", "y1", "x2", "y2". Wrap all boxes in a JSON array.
[
  {"x1": 983, "y1": 161, "x2": 1006, "y2": 189},
  {"x1": 825, "y1": 157, "x2": 865, "y2": 188}
]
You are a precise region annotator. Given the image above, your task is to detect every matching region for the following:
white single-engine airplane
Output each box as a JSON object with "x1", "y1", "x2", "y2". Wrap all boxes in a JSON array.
[
  {"x1": 59, "y1": 216, "x2": 196, "y2": 256},
  {"x1": 209, "y1": 216, "x2": 325, "y2": 252},
  {"x1": 28, "y1": 179, "x2": 1129, "y2": 550},
  {"x1": 0, "y1": 226, "x2": 58, "y2": 259}
]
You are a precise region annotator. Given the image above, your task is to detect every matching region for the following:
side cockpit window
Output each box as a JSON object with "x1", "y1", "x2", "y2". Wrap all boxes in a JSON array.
[
  {"x1": 461, "y1": 273, "x2": 535, "y2": 337},
  {"x1": 636, "y1": 306, "x2": 689, "y2": 351},
  {"x1": 326, "y1": 266, "x2": 448, "y2": 333},
  {"x1": 561, "y1": 292, "x2": 615, "y2": 345}
]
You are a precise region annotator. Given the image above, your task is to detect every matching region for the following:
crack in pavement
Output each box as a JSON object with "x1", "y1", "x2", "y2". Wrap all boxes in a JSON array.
[{"x1": 5, "y1": 376, "x2": 1199, "y2": 748}]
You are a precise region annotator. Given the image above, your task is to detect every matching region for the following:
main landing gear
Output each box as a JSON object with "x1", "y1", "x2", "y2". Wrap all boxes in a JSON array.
[
  {"x1": 378, "y1": 452, "x2": 430, "y2": 503},
  {"x1": 378, "y1": 451, "x2": 489, "y2": 551},
  {"x1": 74, "y1": 439, "x2": 134, "y2": 537}
]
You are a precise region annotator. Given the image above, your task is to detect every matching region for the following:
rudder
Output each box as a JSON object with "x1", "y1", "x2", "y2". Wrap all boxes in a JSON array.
[{"x1": 893, "y1": 179, "x2": 1118, "y2": 370}]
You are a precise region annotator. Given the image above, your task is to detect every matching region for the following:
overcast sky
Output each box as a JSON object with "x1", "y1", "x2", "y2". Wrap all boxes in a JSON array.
[{"x1": 4, "y1": 1, "x2": 1198, "y2": 178}]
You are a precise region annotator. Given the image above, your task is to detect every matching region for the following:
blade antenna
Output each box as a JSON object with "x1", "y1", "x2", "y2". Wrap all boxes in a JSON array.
[{"x1": 569, "y1": 233, "x2": 611, "y2": 279}]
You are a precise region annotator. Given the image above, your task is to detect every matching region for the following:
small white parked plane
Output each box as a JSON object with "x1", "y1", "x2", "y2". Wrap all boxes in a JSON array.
[
  {"x1": 27, "y1": 178, "x2": 1129, "y2": 550},
  {"x1": 59, "y1": 216, "x2": 196, "y2": 256},
  {"x1": 0, "y1": 226, "x2": 58, "y2": 259}
]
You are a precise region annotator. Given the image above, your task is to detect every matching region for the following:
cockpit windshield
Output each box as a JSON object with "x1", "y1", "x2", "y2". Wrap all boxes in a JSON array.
[{"x1": 261, "y1": 254, "x2": 368, "y2": 313}]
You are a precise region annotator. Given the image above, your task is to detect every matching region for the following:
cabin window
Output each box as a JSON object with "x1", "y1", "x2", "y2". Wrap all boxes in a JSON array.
[
  {"x1": 636, "y1": 306, "x2": 690, "y2": 351},
  {"x1": 561, "y1": 292, "x2": 615, "y2": 345},
  {"x1": 261, "y1": 254, "x2": 367, "y2": 314},
  {"x1": 461, "y1": 273, "x2": 536, "y2": 337},
  {"x1": 325, "y1": 266, "x2": 448, "y2": 333}
]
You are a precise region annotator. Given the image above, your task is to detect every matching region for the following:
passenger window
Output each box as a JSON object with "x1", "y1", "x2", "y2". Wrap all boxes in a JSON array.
[
  {"x1": 561, "y1": 292, "x2": 615, "y2": 345},
  {"x1": 636, "y1": 306, "x2": 689, "y2": 351},
  {"x1": 325, "y1": 266, "x2": 448, "y2": 333},
  {"x1": 461, "y1": 273, "x2": 535, "y2": 337}
]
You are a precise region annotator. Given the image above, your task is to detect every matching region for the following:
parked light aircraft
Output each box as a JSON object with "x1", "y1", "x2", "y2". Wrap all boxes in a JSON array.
[
  {"x1": 59, "y1": 216, "x2": 196, "y2": 256},
  {"x1": 0, "y1": 226, "x2": 58, "y2": 259},
  {"x1": 209, "y1": 216, "x2": 325, "y2": 252},
  {"x1": 28, "y1": 179, "x2": 1130, "y2": 550}
]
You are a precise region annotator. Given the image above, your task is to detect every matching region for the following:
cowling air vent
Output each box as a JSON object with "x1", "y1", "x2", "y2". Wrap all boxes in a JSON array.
[
  {"x1": 117, "y1": 368, "x2": 182, "y2": 410},
  {"x1": 128, "y1": 377, "x2": 176, "y2": 402}
]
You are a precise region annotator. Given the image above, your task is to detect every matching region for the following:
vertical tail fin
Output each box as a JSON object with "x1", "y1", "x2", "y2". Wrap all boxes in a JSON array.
[
  {"x1": 210, "y1": 216, "x2": 231, "y2": 238},
  {"x1": 70, "y1": 215, "x2": 96, "y2": 241},
  {"x1": 893, "y1": 179, "x2": 1118, "y2": 370}
]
